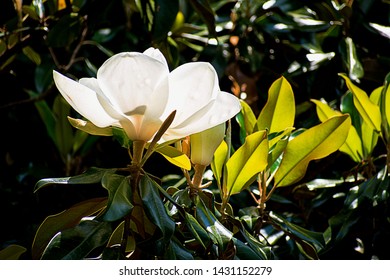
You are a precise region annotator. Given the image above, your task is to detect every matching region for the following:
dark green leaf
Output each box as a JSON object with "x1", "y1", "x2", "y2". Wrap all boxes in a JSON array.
[
  {"x1": 98, "y1": 173, "x2": 133, "y2": 222},
  {"x1": 32, "y1": 197, "x2": 107, "y2": 259},
  {"x1": 188, "y1": 0, "x2": 216, "y2": 37},
  {"x1": 41, "y1": 220, "x2": 112, "y2": 260},
  {"x1": 140, "y1": 175, "x2": 175, "y2": 248},
  {"x1": 269, "y1": 211, "x2": 324, "y2": 252},
  {"x1": 195, "y1": 196, "x2": 233, "y2": 251},
  {"x1": 152, "y1": 0, "x2": 179, "y2": 41},
  {"x1": 34, "y1": 167, "x2": 117, "y2": 192}
]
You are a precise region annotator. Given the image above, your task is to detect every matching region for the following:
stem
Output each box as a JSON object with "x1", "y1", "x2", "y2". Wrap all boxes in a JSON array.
[
  {"x1": 121, "y1": 140, "x2": 146, "y2": 257},
  {"x1": 190, "y1": 164, "x2": 206, "y2": 197}
]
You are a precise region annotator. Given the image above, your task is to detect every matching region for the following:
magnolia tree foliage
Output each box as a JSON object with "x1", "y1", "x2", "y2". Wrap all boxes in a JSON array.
[{"x1": 1, "y1": 0, "x2": 389, "y2": 260}]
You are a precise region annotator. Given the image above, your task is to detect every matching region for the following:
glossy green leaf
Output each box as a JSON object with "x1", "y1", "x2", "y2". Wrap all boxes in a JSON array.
[
  {"x1": 140, "y1": 175, "x2": 175, "y2": 248},
  {"x1": 68, "y1": 117, "x2": 113, "y2": 136},
  {"x1": 155, "y1": 145, "x2": 191, "y2": 170},
  {"x1": 211, "y1": 140, "x2": 228, "y2": 188},
  {"x1": 184, "y1": 212, "x2": 211, "y2": 249},
  {"x1": 269, "y1": 211, "x2": 324, "y2": 253},
  {"x1": 311, "y1": 98, "x2": 363, "y2": 162},
  {"x1": 0, "y1": 245, "x2": 27, "y2": 260},
  {"x1": 32, "y1": 197, "x2": 107, "y2": 259},
  {"x1": 275, "y1": 115, "x2": 351, "y2": 187},
  {"x1": 339, "y1": 73, "x2": 381, "y2": 132},
  {"x1": 257, "y1": 76, "x2": 295, "y2": 134},
  {"x1": 99, "y1": 173, "x2": 133, "y2": 222},
  {"x1": 41, "y1": 220, "x2": 112, "y2": 260},
  {"x1": 344, "y1": 37, "x2": 364, "y2": 81},
  {"x1": 34, "y1": 167, "x2": 117, "y2": 192},
  {"x1": 226, "y1": 130, "x2": 269, "y2": 195},
  {"x1": 195, "y1": 196, "x2": 233, "y2": 251},
  {"x1": 239, "y1": 229, "x2": 272, "y2": 260}
]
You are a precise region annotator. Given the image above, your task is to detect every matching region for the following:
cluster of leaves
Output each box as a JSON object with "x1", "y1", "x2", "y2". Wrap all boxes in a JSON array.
[{"x1": 1, "y1": 0, "x2": 389, "y2": 259}]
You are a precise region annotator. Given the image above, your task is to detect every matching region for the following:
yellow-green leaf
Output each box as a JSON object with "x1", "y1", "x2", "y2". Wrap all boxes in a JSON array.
[
  {"x1": 311, "y1": 99, "x2": 363, "y2": 162},
  {"x1": 360, "y1": 87, "x2": 382, "y2": 157},
  {"x1": 68, "y1": 117, "x2": 113, "y2": 136},
  {"x1": 211, "y1": 140, "x2": 228, "y2": 187},
  {"x1": 274, "y1": 115, "x2": 351, "y2": 187},
  {"x1": 226, "y1": 130, "x2": 268, "y2": 195},
  {"x1": 339, "y1": 73, "x2": 381, "y2": 132},
  {"x1": 257, "y1": 76, "x2": 295, "y2": 133},
  {"x1": 239, "y1": 99, "x2": 257, "y2": 134},
  {"x1": 155, "y1": 145, "x2": 191, "y2": 170},
  {"x1": 0, "y1": 244, "x2": 27, "y2": 260}
]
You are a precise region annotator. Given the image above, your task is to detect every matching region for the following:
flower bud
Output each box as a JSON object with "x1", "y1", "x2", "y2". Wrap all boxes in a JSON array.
[{"x1": 190, "y1": 122, "x2": 226, "y2": 166}]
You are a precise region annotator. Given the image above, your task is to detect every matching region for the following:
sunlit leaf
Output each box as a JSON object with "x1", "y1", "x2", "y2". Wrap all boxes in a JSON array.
[
  {"x1": 226, "y1": 130, "x2": 268, "y2": 195},
  {"x1": 237, "y1": 100, "x2": 257, "y2": 135},
  {"x1": 311, "y1": 98, "x2": 363, "y2": 162},
  {"x1": 275, "y1": 115, "x2": 351, "y2": 187},
  {"x1": 257, "y1": 76, "x2": 295, "y2": 134},
  {"x1": 344, "y1": 37, "x2": 364, "y2": 82},
  {"x1": 339, "y1": 73, "x2": 381, "y2": 132},
  {"x1": 68, "y1": 117, "x2": 113, "y2": 136},
  {"x1": 155, "y1": 145, "x2": 191, "y2": 170},
  {"x1": 380, "y1": 73, "x2": 390, "y2": 140},
  {"x1": 211, "y1": 140, "x2": 228, "y2": 188},
  {"x1": 31, "y1": 198, "x2": 107, "y2": 259}
]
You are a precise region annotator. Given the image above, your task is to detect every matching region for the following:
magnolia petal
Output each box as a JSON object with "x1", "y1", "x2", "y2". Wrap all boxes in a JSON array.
[
  {"x1": 164, "y1": 62, "x2": 220, "y2": 126},
  {"x1": 97, "y1": 52, "x2": 169, "y2": 114},
  {"x1": 163, "y1": 91, "x2": 241, "y2": 141},
  {"x1": 53, "y1": 71, "x2": 118, "y2": 127},
  {"x1": 143, "y1": 47, "x2": 169, "y2": 71}
]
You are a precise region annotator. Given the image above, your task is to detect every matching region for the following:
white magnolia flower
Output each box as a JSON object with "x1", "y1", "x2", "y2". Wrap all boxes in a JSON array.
[{"x1": 53, "y1": 48, "x2": 241, "y2": 142}]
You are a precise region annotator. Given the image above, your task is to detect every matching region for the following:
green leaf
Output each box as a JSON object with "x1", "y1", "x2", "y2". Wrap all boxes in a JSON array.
[
  {"x1": 269, "y1": 211, "x2": 324, "y2": 255},
  {"x1": 184, "y1": 212, "x2": 211, "y2": 249},
  {"x1": 26, "y1": 89, "x2": 56, "y2": 143},
  {"x1": 152, "y1": 0, "x2": 179, "y2": 41},
  {"x1": 54, "y1": 95, "x2": 74, "y2": 160},
  {"x1": 237, "y1": 100, "x2": 257, "y2": 135},
  {"x1": 275, "y1": 115, "x2": 351, "y2": 187},
  {"x1": 380, "y1": 72, "x2": 390, "y2": 141},
  {"x1": 98, "y1": 173, "x2": 133, "y2": 222},
  {"x1": 0, "y1": 245, "x2": 27, "y2": 260},
  {"x1": 41, "y1": 220, "x2": 112, "y2": 260},
  {"x1": 256, "y1": 76, "x2": 295, "y2": 134},
  {"x1": 239, "y1": 229, "x2": 272, "y2": 260},
  {"x1": 339, "y1": 73, "x2": 381, "y2": 132},
  {"x1": 22, "y1": 46, "x2": 41, "y2": 65},
  {"x1": 140, "y1": 175, "x2": 175, "y2": 249},
  {"x1": 155, "y1": 145, "x2": 191, "y2": 170},
  {"x1": 226, "y1": 130, "x2": 269, "y2": 195},
  {"x1": 32, "y1": 198, "x2": 107, "y2": 259},
  {"x1": 34, "y1": 167, "x2": 117, "y2": 192},
  {"x1": 343, "y1": 37, "x2": 364, "y2": 81},
  {"x1": 188, "y1": 0, "x2": 216, "y2": 37},
  {"x1": 311, "y1": 98, "x2": 363, "y2": 162},
  {"x1": 68, "y1": 117, "x2": 113, "y2": 136},
  {"x1": 195, "y1": 196, "x2": 233, "y2": 251},
  {"x1": 211, "y1": 140, "x2": 228, "y2": 188}
]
